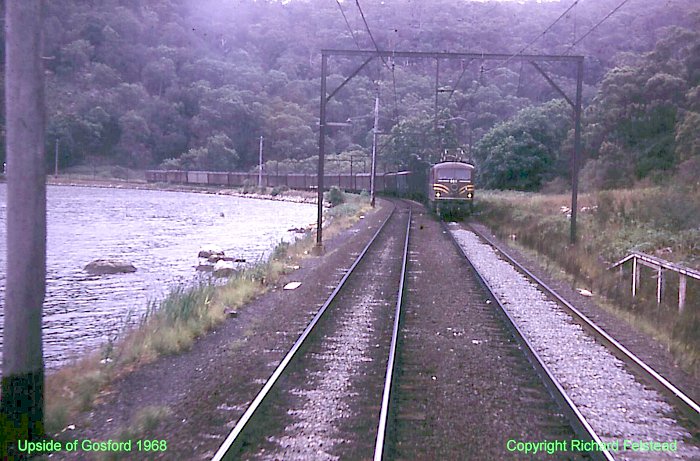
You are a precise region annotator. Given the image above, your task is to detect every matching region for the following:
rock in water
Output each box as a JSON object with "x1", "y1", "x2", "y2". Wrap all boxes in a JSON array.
[
  {"x1": 198, "y1": 245, "x2": 225, "y2": 259},
  {"x1": 85, "y1": 259, "x2": 137, "y2": 275},
  {"x1": 213, "y1": 260, "x2": 236, "y2": 277}
]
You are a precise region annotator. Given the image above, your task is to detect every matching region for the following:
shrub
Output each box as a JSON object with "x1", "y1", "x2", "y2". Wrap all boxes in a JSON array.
[
  {"x1": 325, "y1": 186, "x2": 345, "y2": 207},
  {"x1": 241, "y1": 179, "x2": 254, "y2": 194},
  {"x1": 270, "y1": 185, "x2": 289, "y2": 196}
]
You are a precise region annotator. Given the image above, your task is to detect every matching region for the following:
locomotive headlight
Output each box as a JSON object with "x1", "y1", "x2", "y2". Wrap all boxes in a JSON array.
[
  {"x1": 467, "y1": 193, "x2": 472, "y2": 198},
  {"x1": 436, "y1": 192, "x2": 441, "y2": 197}
]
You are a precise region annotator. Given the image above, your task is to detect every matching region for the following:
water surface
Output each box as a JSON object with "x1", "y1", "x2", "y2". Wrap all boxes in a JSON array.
[{"x1": 0, "y1": 184, "x2": 316, "y2": 368}]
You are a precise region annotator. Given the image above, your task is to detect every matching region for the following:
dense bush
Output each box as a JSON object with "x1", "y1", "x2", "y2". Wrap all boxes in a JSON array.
[{"x1": 325, "y1": 186, "x2": 345, "y2": 207}]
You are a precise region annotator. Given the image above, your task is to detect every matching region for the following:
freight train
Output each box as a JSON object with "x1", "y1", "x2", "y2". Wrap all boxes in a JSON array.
[{"x1": 145, "y1": 160, "x2": 475, "y2": 215}]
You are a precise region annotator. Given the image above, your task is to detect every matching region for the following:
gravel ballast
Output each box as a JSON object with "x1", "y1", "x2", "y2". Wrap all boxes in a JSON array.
[{"x1": 451, "y1": 225, "x2": 700, "y2": 461}]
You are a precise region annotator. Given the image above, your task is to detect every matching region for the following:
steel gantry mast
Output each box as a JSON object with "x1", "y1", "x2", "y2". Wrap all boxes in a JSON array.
[{"x1": 316, "y1": 49, "x2": 585, "y2": 247}]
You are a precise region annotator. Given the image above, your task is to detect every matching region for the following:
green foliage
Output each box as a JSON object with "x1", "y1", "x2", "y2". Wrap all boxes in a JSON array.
[
  {"x1": 474, "y1": 100, "x2": 572, "y2": 190},
  {"x1": 384, "y1": 110, "x2": 460, "y2": 169},
  {"x1": 270, "y1": 185, "x2": 289, "y2": 197},
  {"x1": 583, "y1": 25, "x2": 700, "y2": 188},
  {"x1": 1, "y1": 0, "x2": 694, "y2": 174},
  {"x1": 478, "y1": 189, "x2": 700, "y2": 374},
  {"x1": 159, "y1": 133, "x2": 239, "y2": 171},
  {"x1": 325, "y1": 186, "x2": 345, "y2": 207}
]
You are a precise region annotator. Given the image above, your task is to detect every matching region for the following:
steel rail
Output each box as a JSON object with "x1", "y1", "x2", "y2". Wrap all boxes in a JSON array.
[
  {"x1": 468, "y1": 225, "x2": 700, "y2": 428},
  {"x1": 212, "y1": 204, "x2": 397, "y2": 461},
  {"x1": 373, "y1": 205, "x2": 412, "y2": 461},
  {"x1": 443, "y1": 221, "x2": 615, "y2": 461}
]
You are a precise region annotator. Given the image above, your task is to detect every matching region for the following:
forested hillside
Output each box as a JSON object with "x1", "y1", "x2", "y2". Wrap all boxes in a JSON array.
[{"x1": 0, "y1": 0, "x2": 697, "y2": 190}]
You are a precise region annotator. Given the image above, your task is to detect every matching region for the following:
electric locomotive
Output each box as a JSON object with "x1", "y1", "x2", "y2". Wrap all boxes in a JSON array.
[{"x1": 427, "y1": 161, "x2": 475, "y2": 215}]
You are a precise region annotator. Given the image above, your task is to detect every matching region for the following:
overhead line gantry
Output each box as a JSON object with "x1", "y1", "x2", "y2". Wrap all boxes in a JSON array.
[{"x1": 316, "y1": 49, "x2": 585, "y2": 248}]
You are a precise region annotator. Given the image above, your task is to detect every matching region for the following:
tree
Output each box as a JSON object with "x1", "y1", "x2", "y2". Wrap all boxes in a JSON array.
[
  {"x1": 2, "y1": 1, "x2": 46, "y2": 455},
  {"x1": 204, "y1": 133, "x2": 239, "y2": 170},
  {"x1": 475, "y1": 100, "x2": 572, "y2": 190},
  {"x1": 118, "y1": 110, "x2": 152, "y2": 167}
]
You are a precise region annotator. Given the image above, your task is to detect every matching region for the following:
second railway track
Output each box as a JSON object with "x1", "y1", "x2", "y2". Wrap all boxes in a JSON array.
[
  {"x1": 213, "y1": 200, "x2": 412, "y2": 460},
  {"x1": 448, "y1": 222, "x2": 700, "y2": 460}
]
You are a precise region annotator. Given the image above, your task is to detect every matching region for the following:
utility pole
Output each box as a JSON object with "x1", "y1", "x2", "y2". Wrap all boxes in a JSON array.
[
  {"x1": 2, "y1": 0, "x2": 47, "y2": 453},
  {"x1": 258, "y1": 135, "x2": 264, "y2": 188},
  {"x1": 370, "y1": 93, "x2": 380, "y2": 208},
  {"x1": 316, "y1": 54, "x2": 328, "y2": 247},
  {"x1": 54, "y1": 139, "x2": 59, "y2": 178},
  {"x1": 434, "y1": 58, "x2": 440, "y2": 132}
]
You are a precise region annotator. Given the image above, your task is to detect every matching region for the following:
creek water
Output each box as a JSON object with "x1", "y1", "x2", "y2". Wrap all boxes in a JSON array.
[{"x1": 0, "y1": 184, "x2": 316, "y2": 369}]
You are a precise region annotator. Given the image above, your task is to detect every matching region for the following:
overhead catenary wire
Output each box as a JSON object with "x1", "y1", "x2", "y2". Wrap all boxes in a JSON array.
[
  {"x1": 335, "y1": 0, "x2": 363, "y2": 51},
  {"x1": 355, "y1": 0, "x2": 392, "y2": 73},
  {"x1": 355, "y1": 0, "x2": 401, "y2": 126},
  {"x1": 445, "y1": 59, "x2": 474, "y2": 105},
  {"x1": 390, "y1": 57, "x2": 400, "y2": 123},
  {"x1": 484, "y1": 0, "x2": 581, "y2": 72},
  {"x1": 563, "y1": 0, "x2": 632, "y2": 55},
  {"x1": 389, "y1": 28, "x2": 400, "y2": 123}
]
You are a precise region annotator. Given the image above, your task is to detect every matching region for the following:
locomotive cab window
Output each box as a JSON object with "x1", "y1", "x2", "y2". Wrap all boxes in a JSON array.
[{"x1": 436, "y1": 168, "x2": 471, "y2": 181}]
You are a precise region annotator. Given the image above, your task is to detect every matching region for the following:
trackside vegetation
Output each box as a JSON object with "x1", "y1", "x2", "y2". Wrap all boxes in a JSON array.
[
  {"x1": 476, "y1": 187, "x2": 700, "y2": 377},
  {"x1": 44, "y1": 191, "x2": 371, "y2": 434}
]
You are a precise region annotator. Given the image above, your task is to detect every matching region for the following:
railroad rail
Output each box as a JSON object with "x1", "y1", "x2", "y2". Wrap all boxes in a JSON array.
[
  {"x1": 212, "y1": 201, "x2": 411, "y2": 460},
  {"x1": 443, "y1": 221, "x2": 614, "y2": 461},
  {"x1": 447, "y1": 222, "x2": 700, "y2": 460}
]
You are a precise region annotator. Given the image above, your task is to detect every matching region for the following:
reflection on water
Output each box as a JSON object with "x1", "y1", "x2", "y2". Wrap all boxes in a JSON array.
[{"x1": 0, "y1": 185, "x2": 316, "y2": 369}]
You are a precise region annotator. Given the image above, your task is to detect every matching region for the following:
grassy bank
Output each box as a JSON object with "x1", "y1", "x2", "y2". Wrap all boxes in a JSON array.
[
  {"x1": 475, "y1": 186, "x2": 700, "y2": 376},
  {"x1": 45, "y1": 191, "x2": 372, "y2": 434}
]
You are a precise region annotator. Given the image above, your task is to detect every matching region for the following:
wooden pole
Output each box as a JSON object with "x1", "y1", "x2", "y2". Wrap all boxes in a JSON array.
[
  {"x1": 1, "y1": 0, "x2": 47, "y2": 450},
  {"x1": 258, "y1": 135, "x2": 263, "y2": 188},
  {"x1": 678, "y1": 274, "x2": 686, "y2": 313}
]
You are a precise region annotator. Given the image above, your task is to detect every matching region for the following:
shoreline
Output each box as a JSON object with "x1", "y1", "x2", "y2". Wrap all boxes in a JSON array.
[
  {"x1": 44, "y1": 176, "x2": 324, "y2": 206},
  {"x1": 35, "y1": 189, "x2": 372, "y2": 434}
]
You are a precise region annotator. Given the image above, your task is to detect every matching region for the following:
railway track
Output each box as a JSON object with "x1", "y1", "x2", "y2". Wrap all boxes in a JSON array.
[
  {"x1": 212, "y1": 201, "x2": 411, "y2": 460},
  {"x1": 447, "y1": 222, "x2": 700, "y2": 460},
  {"x1": 391, "y1": 205, "x2": 584, "y2": 460}
]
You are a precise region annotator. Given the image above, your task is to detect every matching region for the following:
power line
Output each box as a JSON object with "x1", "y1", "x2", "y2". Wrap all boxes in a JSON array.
[
  {"x1": 389, "y1": 28, "x2": 400, "y2": 123},
  {"x1": 355, "y1": 0, "x2": 392, "y2": 72},
  {"x1": 335, "y1": 0, "x2": 363, "y2": 51},
  {"x1": 446, "y1": 60, "x2": 474, "y2": 105},
  {"x1": 485, "y1": 0, "x2": 581, "y2": 72},
  {"x1": 390, "y1": 58, "x2": 400, "y2": 123},
  {"x1": 564, "y1": 0, "x2": 632, "y2": 54},
  {"x1": 353, "y1": 0, "x2": 400, "y2": 124}
]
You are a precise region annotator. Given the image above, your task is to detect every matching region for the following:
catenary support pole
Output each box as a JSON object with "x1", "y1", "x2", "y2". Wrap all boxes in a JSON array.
[
  {"x1": 321, "y1": 49, "x2": 584, "y2": 243},
  {"x1": 317, "y1": 53, "x2": 328, "y2": 247},
  {"x1": 370, "y1": 93, "x2": 379, "y2": 208},
  {"x1": 571, "y1": 59, "x2": 584, "y2": 244}
]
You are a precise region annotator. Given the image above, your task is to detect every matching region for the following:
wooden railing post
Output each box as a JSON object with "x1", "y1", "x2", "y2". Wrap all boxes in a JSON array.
[{"x1": 679, "y1": 274, "x2": 686, "y2": 313}]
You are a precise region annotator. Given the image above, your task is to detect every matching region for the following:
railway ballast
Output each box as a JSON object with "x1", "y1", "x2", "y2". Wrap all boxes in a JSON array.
[{"x1": 450, "y1": 225, "x2": 699, "y2": 460}]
